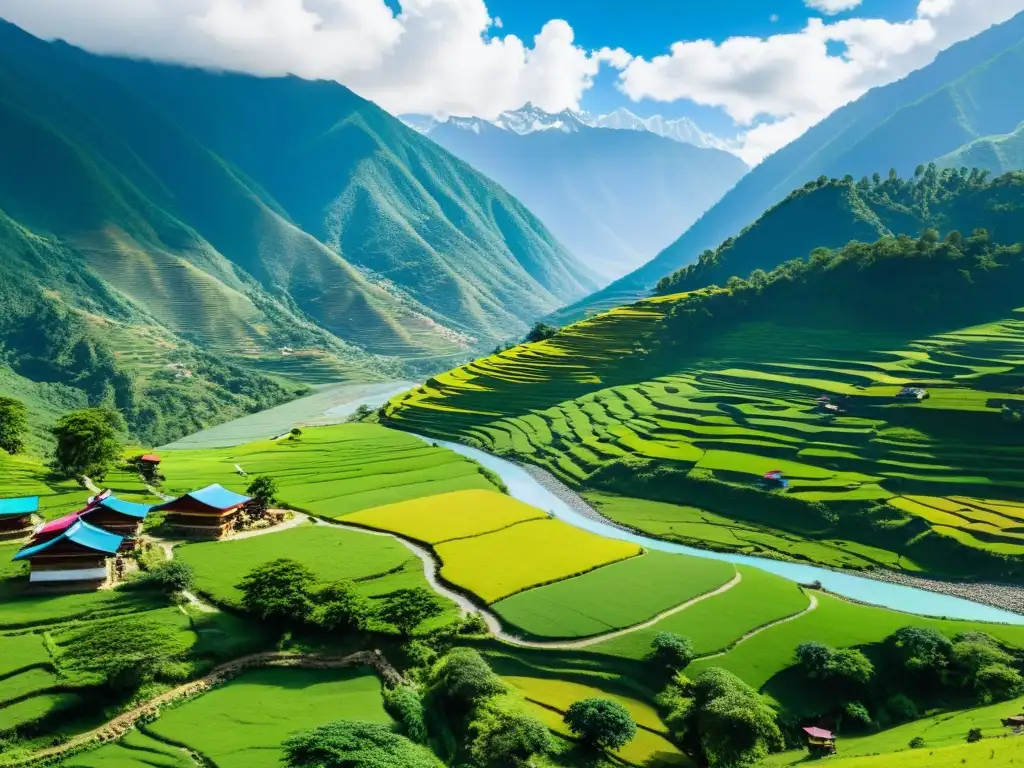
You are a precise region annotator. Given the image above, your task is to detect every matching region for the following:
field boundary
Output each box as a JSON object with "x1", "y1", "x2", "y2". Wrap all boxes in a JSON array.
[
  {"x1": 3, "y1": 651, "x2": 401, "y2": 768},
  {"x1": 695, "y1": 591, "x2": 819, "y2": 661}
]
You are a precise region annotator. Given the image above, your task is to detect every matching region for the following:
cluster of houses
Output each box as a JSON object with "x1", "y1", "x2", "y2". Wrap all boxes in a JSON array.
[
  {"x1": 4, "y1": 482, "x2": 251, "y2": 591},
  {"x1": 897, "y1": 386, "x2": 930, "y2": 401}
]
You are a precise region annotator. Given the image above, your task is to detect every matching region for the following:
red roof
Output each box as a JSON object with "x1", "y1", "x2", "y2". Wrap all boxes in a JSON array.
[
  {"x1": 803, "y1": 727, "x2": 834, "y2": 740},
  {"x1": 35, "y1": 512, "x2": 82, "y2": 537},
  {"x1": 140, "y1": 454, "x2": 162, "y2": 463}
]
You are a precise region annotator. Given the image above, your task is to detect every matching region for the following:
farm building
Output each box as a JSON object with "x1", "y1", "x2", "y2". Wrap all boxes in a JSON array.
[
  {"x1": 0, "y1": 496, "x2": 38, "y2": 541},
  {"x1": 154, "y1": 484, "x2": 252, "y2": 538},
  {"x1": 12, "y1": 519, "x2": 123, "y2": 587},
  {"x1": 802, "y1": 726, "x2": 836, "y2": 756},
  {"x1": 897, "y1": 386, "x2": 929, "y2": 401},
  {"x1": 759, "y1": 470, "x2": 790, "y2": 490},
  {"x1": 78, "y1": 492, "x2": 151, "y2": 541},
  {"x1": 138, "y1": 453, "x2": 162, "y2": 480}
]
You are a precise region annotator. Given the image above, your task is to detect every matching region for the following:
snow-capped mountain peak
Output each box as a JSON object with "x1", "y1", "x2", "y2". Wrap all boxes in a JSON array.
[{"x1": 400, "y1": 104, "x2": 732, "y2": 153}]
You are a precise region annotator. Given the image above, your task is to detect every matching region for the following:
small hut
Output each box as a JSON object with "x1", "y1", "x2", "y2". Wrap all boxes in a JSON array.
[
  {"x1": 80, "y1": 494, "x2": 151, "y2": 542},
  {"x1": 12, "y1": 519, "x2": 123, "y2": 588},
  {"x1": 1001, "y1": 715, "x2": 1024, "y2": 729},
  {"x1": 802, "y1": 726, "x2": 836, "y2": 756},
  {"x1": 760, "y1": 470, "x2": 790, "y2": 490},
  {"x1": 0, "y1": 496, "x2": 38, "y2": 541},
  {"x1": 138, "y1": 454, "x2": 162, "y2": 481},
  {"x1": 153, "y1": 484, "x2": 251, "y2": 539}
]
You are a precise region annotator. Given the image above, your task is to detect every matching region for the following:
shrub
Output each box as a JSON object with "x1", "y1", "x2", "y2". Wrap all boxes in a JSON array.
[
  {"x1": 431, "y1": 648, "x2": 506, "y2": 710},
  {"x1": 563, "y1": 698, "x2": 636, "y2": 750},
  {"x1": 313, "y1": 580, "x2": 372, "y2": 632},
  {"x1": 283, "y1": 721, "x2": 443, "y2": 768},
  {"x1": 966, "y1": 727, "x2": 983, "y2": 743},
  {"x1": 843, "y1": 701, "x2": 872, "y2": 729},
  {"x1": 908, "y1": 736, "x2": 926, "y2": 749},
  {"x1": 885, "y1": 694, "x2": 918, "y2": 723},
  {"x1": 469, "y1": 699, "x2": 550, "y2": 766},
  {"x1": 383, "y1": 685, "x2": 428, "y2": 743},
  {"x1": 975, "y1": 663, "x2": 1024, "y2": 703},
  {"x1": 147, "y1": 560, "x2": 196, "y2": 594},
  {"x1": 651, "y1": 632, "x2": 696, "y2": 671},
  {"x1": 377, "y1": 588, "x2": 445, "y2": 636}
]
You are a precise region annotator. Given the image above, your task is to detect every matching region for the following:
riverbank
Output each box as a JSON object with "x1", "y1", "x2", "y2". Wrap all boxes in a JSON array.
[{"x1": 520, "y1": 460, "x2": 1024, "y2": 619}]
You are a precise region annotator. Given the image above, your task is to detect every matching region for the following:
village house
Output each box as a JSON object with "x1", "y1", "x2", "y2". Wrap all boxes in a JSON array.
[
  {"x1": 78, "y1": 492, "x2": 151, "y2": 543},
  {"x1": 0, "y1": 496, "x2": 38, "y2": 541},
  {"x1": 153, "y1": 483, "x2": 252, "y2": 539},
  {"x1": 803, "y1": 726, "x2": 836, "y2": 756},
  {"x1": 897, "y1": 386, "x2": 930, "y2": 401},
  {"x1": 760, "y1": 470, "x2": 790, "y2": 490},
  {"x1": 13, "y1": 519, "x2": 123, "y2": 588}
]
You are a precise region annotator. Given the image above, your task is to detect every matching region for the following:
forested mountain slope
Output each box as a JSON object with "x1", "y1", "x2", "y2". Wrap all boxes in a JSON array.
[
  {"x1": 0, "y1": 19, "x2": 596, "y2": 445},
  {"x1": 936, "y1": 121, "x2": 1024, "y2": 174},
  {"x1": 553, "y1": 10, "x2": 1024, "y2": 320},
  {"x1": 385, "y1": 214, "x2": 1024, "y2": 581},
  {"x1": 425, "y1": 118, "x2": 747, "y2": 280},
  {"x1": 655, "y1": 166, "x2": 1019, "y2": 295}
]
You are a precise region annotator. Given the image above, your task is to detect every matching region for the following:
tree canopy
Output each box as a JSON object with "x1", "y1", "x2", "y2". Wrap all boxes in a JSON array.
[
  {"x1": 51, "y1": 407, "x2": 124, "y2": 480},
  {"x1": 376, "y1": 587, "x2": 445, "y2": 636},
  {"x1": 236, "y1": 558, "x2": 317, "y2": 626},
  {"x1": 283, "y1": 721, "x2": 443, "y2": 768},
  {"x1": 563, "y1": 697, "x2": 636, "y2": 750},
  {"x1": 0, "y1": 397, "x2": 28, "y2": 455}
]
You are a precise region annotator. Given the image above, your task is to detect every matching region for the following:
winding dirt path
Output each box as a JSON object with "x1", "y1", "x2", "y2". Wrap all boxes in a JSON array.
[
  {"x1": 696, "y1": 592, "x2": 819, "y2": 661},
  {"x1": 8, "y1": 651, "x2": 402, "y2": 768}
]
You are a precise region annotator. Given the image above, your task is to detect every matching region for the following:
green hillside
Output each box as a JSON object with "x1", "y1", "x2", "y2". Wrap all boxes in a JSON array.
[
  {"x1": 936, "y1": 121, "x2": 1024, "y2": 174},
  {"x1": 554, "y1": 10, "x2": 1024, "y2": 320},
  {"x1": 654, "y1": 166, "x2": 1018, "y2": 295},
  {"x1": 384, "y1": 221, "x2": 1024, "y2": 580},
  {"x1": 0, "y1": 19, "x2": 597, "y2": 446}
]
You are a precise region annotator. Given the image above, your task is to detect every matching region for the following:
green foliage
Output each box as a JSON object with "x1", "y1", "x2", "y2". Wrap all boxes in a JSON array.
[
  {"x1": 525, "y1": 323, "x2": 559, "y2": 344},
  {"x1": 59, "y1": 615, "x2": 190, "y2": 692},
  {"x1": 885, "y1": 694, "x2": 919, "y2": 723},
  {"x1": 430, "y1": 648, "x2": 506, "y2": 711},
  {"x1": 966, "y1": 727, "x2": 983, "y2": 743},
  {"x1": 888, "y1": 626, "x2": 954, "y2": 680},
  {"x1": 974, "y1": 663, "x2": 1024, "y2": 703},
  {"x1": 236, "y1": 558, "x2": 316, "y2": 626},
  {"x1": 562, "y1": 697, "x2": 637, "y2": 750},
  {"x1": 828, "y1": 648, "x2": 875, "y2": 687},
  {"x1": 651, "y1": 632, "x2": 696, "y2": 672},
  {"x1": 382, "y1": 685, "x2": 428, "y2": 743},
  {"x1": 245, "y1": 475, "x2": 278, "y2": 516},
  {"x1": 50, "y1": 408, "x2": 124, "y2": 480},
  {"x1": 844, "y1": 701, "x2": 873, "y2": 728},
  {"x1": 376, "y1": 588, "x2": 445, "y2": 636},
  {"x1": 146, "y1": 560, "x2": 197, "y2": 594},
  {"x1": 909, "y1": 735, "x2": 927, "y2": 749},
  {"x1": 795, "y1": 642, "x2": 833, "y2": 680},
  {"x1": 282, "y1": 721, "x2": 444, "y2": 768},
  {"x1": 0, "y1": 397, "x2": 28, "y2": 455},
  {"x1": 313, "y1": 579, "x2": 372, "y2": 632},
  {"x1": 468, "y1": 697, "x2": 551, "y2": 766}
]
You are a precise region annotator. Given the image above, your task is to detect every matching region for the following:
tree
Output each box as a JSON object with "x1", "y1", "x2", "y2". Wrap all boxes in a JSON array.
[
  {"x1": 236, "y1": 558, "x2": 316, "y2": 626},
  {"x1": 691, "y1": 668, "x2": 784, "y2": 768},
  {"x1": 431, "y1": 648, "x2": 506, "y2": 709},
  {"x1": 147, "y1": 560, "x2": 196, "y2": 594},
  {"x1": 563, "y1": 698, "x2": 636, "y2": 750},
  {"x1": 843, "y1": 701, "x2": 872, "y2": 729},
  {"x1": 651, "y1": 632, "x2": 695, "y2": 671},
  {"x1": 966, "y1": 727, "x2": 983, "y2": 743},
  {"x1": 796, "y1": 642, "x2": 833, "y2": 680},
  {"x1": 383, "y1": 685, "x2": 428, "y2": 743},
  {"x1": 245, "y1": 475, "x2": 278, "y2": 519},
  {"x1": 51, "y1": 408, "x2": 124, "y2": 480},
  {"x1": 61, "y1": 615, "x2": 190, "y2": 692},
  {"x1": 377, "y1": 588, "x2": 444, "y2": 636},
  {"x1": 525, "y1": 322, "x2": 559, "y2": 344},
  {"x1": 975, "y1": 664, "x2": 1024, "y2": 702},
  {"x1": 313, "y1": 579, "x2": 372, "y2": 632},
  {"x1": 0, "y1": 397, "x2": 28, "y2": 455},
  {"x1": 888, "y1": 627, "x2": 952, "y2": 680},
  {"x1": 469, "y1": 700, "x2": 551, "y2": 766},
  {"x1": 885, "y1": 693, "x2": 918, "y2": 723},
  {"x1": 827, "y1": 649, "x2": 874, "y2": 687},
  {"x1": 283, "y1": 721, "x2": 443, "y2": 768}
]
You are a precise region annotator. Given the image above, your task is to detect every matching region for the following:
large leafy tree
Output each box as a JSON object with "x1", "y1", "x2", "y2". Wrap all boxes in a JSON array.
[
  {"x1": 283, "y1": 721, "x2": 443, "y2": 768},
  {"x1": 563, "y1": 698, "x2": 636, "y2": 750},
  {"x1": 51, "y1": 407, "x2": 124, "y2": 480},
  {"x1": 236, "y1": 558, "x2": 316, "y2": 626},
  {"x1": 60, "y1": 615, "x2": 190, "y2": 692},
  {"x1": 377, "y1": 588, "x2": 444, "y2": 636},
  {"x1": 314, "y1": 579, "x2": 372, "y2": 632},
  {"x1": 245, "y1": 475, "x2": 278, "y2": 518},
  {"x1": 0, "y1": 397, "x2": 28, "y2": 455},
  {"x1": 469, "y1": 699, "x2": 551, "y2": 766},
  {"x1": 651, "y1": 632, "x2": 696, "y2": 672},
  {"x1": 431, "y1": 648, "x2": 506, "y2": 711}
]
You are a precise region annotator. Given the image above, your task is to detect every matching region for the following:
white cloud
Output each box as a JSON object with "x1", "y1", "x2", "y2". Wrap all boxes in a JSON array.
[
  {"x1": 805, "y1": 0, "x2": 863, "y2": 14},
  {"x1": 0, "y1": 0, "x2": 599, "y2": 119},
  {"x1": 614, "y1": 0, "x2": 1024, "y2": 162}
]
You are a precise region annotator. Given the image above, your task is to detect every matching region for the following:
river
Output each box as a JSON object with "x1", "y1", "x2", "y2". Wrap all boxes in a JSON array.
[{"x1": 413, "y1": 434, "x2": 1024, "y2": 626}]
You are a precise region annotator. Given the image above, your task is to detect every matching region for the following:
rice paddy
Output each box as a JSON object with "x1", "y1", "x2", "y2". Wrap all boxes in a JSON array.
[
  {"x1": 342, "y1": 489, "x2": 546, "y2": 544},
  {"x1": 158, "y1": 423, "x2": 503, "y2": 517},
  {"x1": 435, "y1": 518, "x2": 641, "y2": 603},
  {"x1": 146, "y1": 667, "x2": 390, "y2": 768},
  {"x1": 491, "y1": 551, "x2": 736, "y2": 639},
  {"x1": 384, "y1": 304, "x2": 1024, "y2": 575},
  {"x1": 58, "y1": 730, "x2": 193, "y2": 767}
]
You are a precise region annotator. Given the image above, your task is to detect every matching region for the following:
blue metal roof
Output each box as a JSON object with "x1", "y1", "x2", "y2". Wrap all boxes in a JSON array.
[
  {"x1": 95, "y1": 496, "x2": 151, "y2": 519},
  {"x1": 13, "y1": 520, "x2": 123, "y2": 561},
  {"x1": 0, "y1": 497, "x2": 39, "y2": 517},
  {"x1": 158, "y1": 483, "x2": 250, "y2": 511}
]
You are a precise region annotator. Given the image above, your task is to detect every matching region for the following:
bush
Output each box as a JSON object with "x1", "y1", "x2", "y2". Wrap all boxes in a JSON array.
[
  {"x1": 283, "y1": 721, "x2": 443, "y2": 768},
  {"x1": 843, "y1": 701, "x2": 872, "y2": 729},
  {"x1": 563, "y1": 698, "x2": 636, "y2": 750},
  {"x1": 147, "y1": 560, "x2": 196, "y2": 594},
  {"x1": 966, "y1": 727, "x2": 983, "y2": 743},
  {"x1": 469, "y1": 699, "x2": 550, "y2": 766},
  {"x1": 885, "y1": 694, "x2": 918, "y2": 723},
  {"x1": 975, "y1": 663, "x2": 1024, "y2": 703},
  {"x1": 377, "y1": 588, "x2": 445, "y2": 636},
  {"x1": 651, "y1": 632, "x2": 695, "y2": 671},
  {"x1": 908, "y1": 736, "x2": 926, "y2": 749},
  {"x1": 383, "y1": 685, "x2": 428, "y2": 743},
  {"x1": 313, "y1": 580, "x2": 372, "y2": 632}
]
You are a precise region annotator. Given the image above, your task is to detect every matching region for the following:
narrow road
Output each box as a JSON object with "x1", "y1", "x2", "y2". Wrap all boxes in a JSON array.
[
  {"x1": 10, "y1": 651, "x2": 400, "y2": 768},
  {"x1": 696, "y1": 593, "x2": 819, "y2": 661}
]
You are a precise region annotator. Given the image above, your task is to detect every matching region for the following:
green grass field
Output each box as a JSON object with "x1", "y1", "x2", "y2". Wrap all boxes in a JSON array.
[
  {"x1": 159, "y1": 424, "x2": 502, "y2": 517},
  {"x1": 384, "y1": 304, "x2": 1024, "y2": 577},
  {"x1": 146, "y1": 667, "x2": 391, "y2": 768},
  {"x1": 59, "y1": 730, "x2": 193, "y2": 767},
  {"x1": 492, "y1": 550, "x2": 735, "y2": 640}
]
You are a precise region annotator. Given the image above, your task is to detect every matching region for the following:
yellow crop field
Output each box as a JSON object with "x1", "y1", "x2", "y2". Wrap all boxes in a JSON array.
[
  {"x1": 341, "y1": 489, "x2": 545, "y2": 544},
  {"x1": 435, "y1": 519, "x2": 641, "y2": 603}
]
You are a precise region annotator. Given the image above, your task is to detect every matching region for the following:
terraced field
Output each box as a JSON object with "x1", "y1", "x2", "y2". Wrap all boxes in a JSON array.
[
  {"x1": 384, "y1": 301, "x2": 1024, "y2": 574},
  {"x1": 159, "y1": 423, "x2": 502, "y2": 517},
  {"x1": 146, "y1": 667, "x2": 391, "y2": 768},
  {"x1": 59, "y1": 730, "x2": 194, "y2": 767}
]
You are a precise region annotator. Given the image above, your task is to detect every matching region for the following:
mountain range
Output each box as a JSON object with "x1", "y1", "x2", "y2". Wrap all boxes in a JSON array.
[
  {"x1": 0, "y1": 19, "x2": 598, "y2": 444},
  {"x1": 408, "y1": 105, "x2": 748, "y2": 279},
  {"x1": 551, "y1": 10, "x2": 1024, "y2": 321}
]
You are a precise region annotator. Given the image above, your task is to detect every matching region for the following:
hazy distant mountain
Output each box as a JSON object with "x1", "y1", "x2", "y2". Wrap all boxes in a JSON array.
[
  {"x1": 936, "y1": 121, "x2": 1024, "y2": 174},
  {"x1": 413, "y1": 106, "x2": 748, "y2": 280},
  {"x1": 552, "y1": 9, "x2": 1024, "y2": 321}
]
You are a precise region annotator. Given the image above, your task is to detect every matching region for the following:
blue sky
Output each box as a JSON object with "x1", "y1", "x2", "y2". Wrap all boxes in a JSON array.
[{"x1": 480, "y1": 0, "x2": 922, "y2": 130}]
